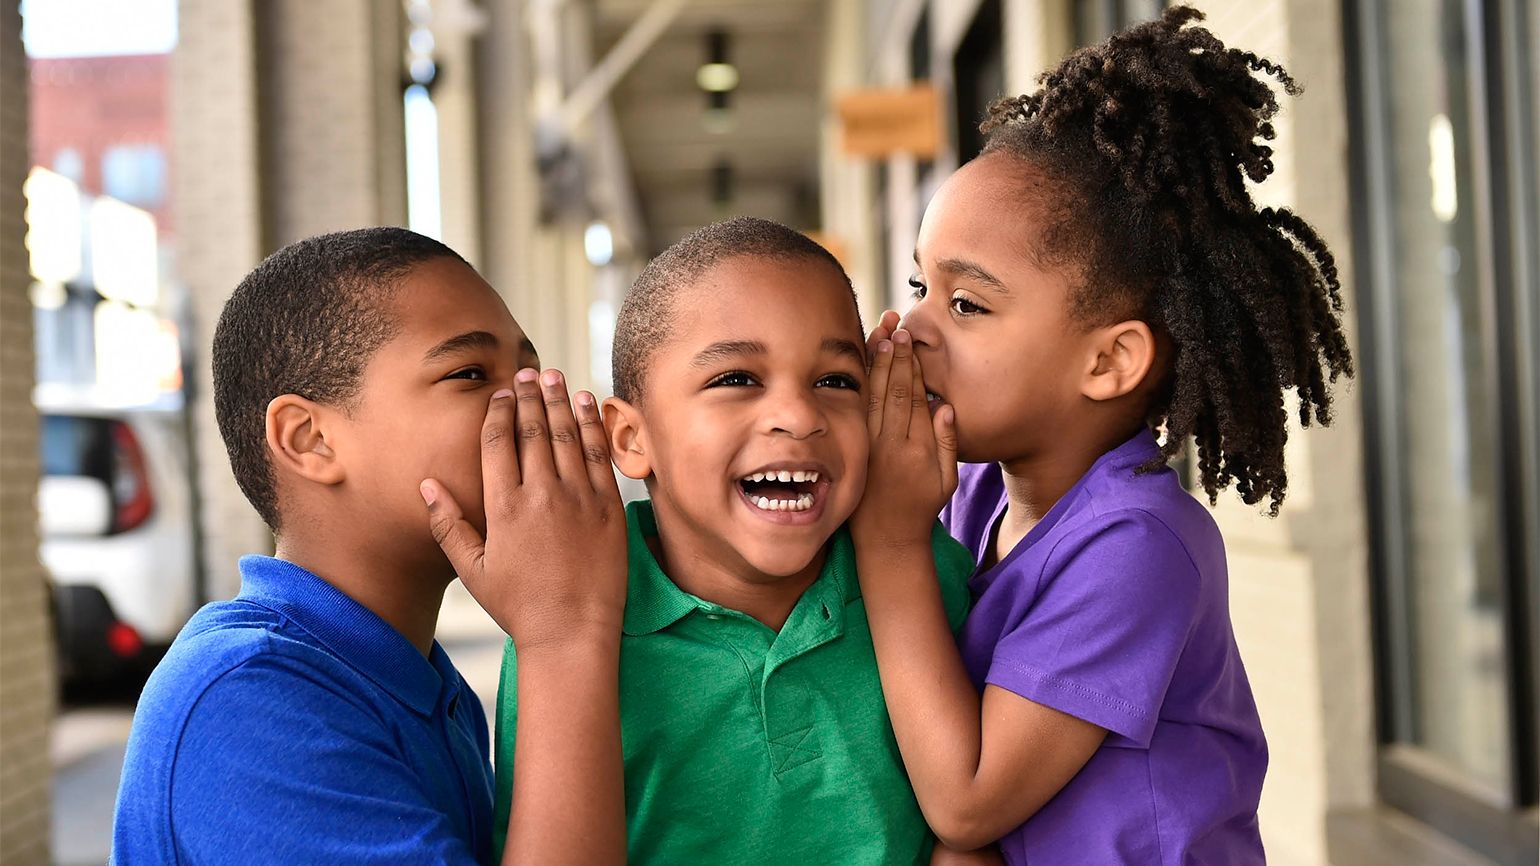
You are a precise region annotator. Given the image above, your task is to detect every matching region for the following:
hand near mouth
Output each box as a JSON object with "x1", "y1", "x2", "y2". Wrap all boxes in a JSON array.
[{"x1": 851, "y1": 327, "x2": 958, "y2": 550}]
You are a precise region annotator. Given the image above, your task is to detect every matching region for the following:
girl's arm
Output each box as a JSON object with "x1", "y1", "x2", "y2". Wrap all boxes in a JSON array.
[{"x1": 852, "y1": 330, "x2": 1104, "y2": 851}]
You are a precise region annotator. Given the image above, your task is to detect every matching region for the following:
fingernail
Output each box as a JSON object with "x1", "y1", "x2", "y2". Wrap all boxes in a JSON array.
[
  {"x1": 542, "y1": 369, "x2": 562, "y2": 386},
  {"x1": 878, "y1": 340, "x2": 892, "y2": 353},
  {"x1": 576, "y1": 391, "x2": 595, "y2": 407},
  {"x1": 492, "y1": 388, "x2": 514, "y2": 400},
  {"x1": 942, "y1": 405, "x2": 955, "y2": 424},
  {"x1": 419, "y1": 481, "x2": 436, "y2": 506},
  {"x1": 516, "y1": 368, "x2": 538, "y2": 383},
  {"x1": 894, "y1": 330, "x2": 911, "y2": 344}
]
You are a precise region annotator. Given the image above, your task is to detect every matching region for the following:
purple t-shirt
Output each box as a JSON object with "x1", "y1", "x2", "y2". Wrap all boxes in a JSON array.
[{"x1": 941, "y1": 429, "x2": 1267, "y2": 865}]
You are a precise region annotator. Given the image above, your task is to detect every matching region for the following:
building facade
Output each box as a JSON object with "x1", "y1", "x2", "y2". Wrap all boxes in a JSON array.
[
  {"x1": 1, "y1": 1, "x2": 1534, "y2": 864},
  {"x1": 818, "y1": 1, "x2": 1536, "y2": 864}
]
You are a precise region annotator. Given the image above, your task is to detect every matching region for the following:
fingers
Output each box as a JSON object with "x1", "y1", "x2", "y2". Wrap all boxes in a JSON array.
[
  {"x1": 909, "y1": 336, "x2": 929, "y2": 422},
  {"x1": 574, "y1": 390, "x2": 622, "y2": 498},
  {"x1": 480, "y1": 388, "x2": 520, "y2": 507},
  {"x1": 512, "y1": 368, "x2": 556, "y2": 482},
  {"x1": 865, "y1": 309, "x2": 900, "y2": 370},
  {"x1": 420, "y1": 479, "x2": 485, "y2": 580},
  {"x1": 539, "y1": 369, "x2": 585, "y2": 482},
  {"x1": 867, "y1": 338, "x2": 894, "y2": 440},
  {"x1": 884, "y1": 330, "x2": 916, "y2": 440},
  {"x1": 934, "y1": 404, "x2": 959, "y2": 498}
]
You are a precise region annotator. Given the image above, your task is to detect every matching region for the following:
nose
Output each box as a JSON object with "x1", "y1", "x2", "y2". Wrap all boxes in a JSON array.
[
  {"x1": 761, "y1": 385, "x2": 827, "y2": 440},
  {"x1": 899, "y1": 292, "x2": 940, "y2": 349}
]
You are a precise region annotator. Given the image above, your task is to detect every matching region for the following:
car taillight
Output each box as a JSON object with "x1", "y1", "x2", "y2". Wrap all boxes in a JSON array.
[
  {"x1": 110, "y1": 421, "x2": 154, "y2": 533},
  {"x1": 106, "y1": 621, "x2": 143, "y2": 658}
]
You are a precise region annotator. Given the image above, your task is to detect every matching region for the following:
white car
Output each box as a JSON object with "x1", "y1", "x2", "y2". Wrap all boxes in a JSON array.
[{"x1": 36, "y1": 388, "x2": 197, "y2": 683}]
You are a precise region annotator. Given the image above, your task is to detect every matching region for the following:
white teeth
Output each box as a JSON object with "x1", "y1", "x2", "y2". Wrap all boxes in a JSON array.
[
  {"x1": 775, "y1": 470, "x2": 790, "y2": 483},
  {"x1": 750, "y1": 472, "x2": 764, "y2": 482},
  {"x1": 791, "y1": 470, "x2": 806, "y2": 483},
  {"x1": 807, "y1": 471, "x2": 819, "y2": 483},
  {"x1": 749, "y1": 492, "x2": 817, "y2": 513}
]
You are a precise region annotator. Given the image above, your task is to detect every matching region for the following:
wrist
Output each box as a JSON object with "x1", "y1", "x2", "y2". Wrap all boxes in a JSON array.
[{"x1": 514, "y1": 620, "x2": 623, "y2": 657}]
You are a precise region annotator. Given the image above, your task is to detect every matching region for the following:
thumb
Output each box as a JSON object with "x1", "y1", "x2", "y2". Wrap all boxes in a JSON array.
[
  {"x1": 420, "y1": 479, "x2": 485, "y2": 581},
  {"x1": 933, "y1": 405, "x2": 959, "y2": 498}
]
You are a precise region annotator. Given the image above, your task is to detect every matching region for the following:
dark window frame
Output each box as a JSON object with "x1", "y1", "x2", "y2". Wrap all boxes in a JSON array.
[{"x1": 1344, "y1": 0, "x2": 1540, "y2": 862}]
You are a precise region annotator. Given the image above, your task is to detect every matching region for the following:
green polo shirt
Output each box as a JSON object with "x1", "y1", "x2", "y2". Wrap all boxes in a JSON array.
[{"x1": 491, "y1": 499, "x2": 973, "y2": 864}]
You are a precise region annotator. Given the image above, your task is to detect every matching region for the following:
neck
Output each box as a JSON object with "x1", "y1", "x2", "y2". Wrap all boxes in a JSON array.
[
  {"x1": 647, "y1": 507, "x2": 824, "y2": 632},
  {"x1": 998, "y1": 423, "x2": 1147, "y2": 533},
  {"x1": 274, "y1": 532, "x2": 449, "y2": 656}
]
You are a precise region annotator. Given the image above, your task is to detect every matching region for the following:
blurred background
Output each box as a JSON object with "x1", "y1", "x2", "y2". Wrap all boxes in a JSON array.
[{"x1": 0, "y1": 0, "x2": 1535, "y2": 864}]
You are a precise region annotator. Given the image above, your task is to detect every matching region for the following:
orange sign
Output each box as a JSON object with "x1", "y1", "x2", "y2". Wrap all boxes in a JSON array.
[{"x1": 836, "y1": 85, "x2": 942, "y2": 159}]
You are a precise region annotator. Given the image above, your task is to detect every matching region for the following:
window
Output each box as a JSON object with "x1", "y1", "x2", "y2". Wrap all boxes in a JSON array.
[
  {"x1": 100, "y1": 144, "x2": 166, "y2": 208},
  {"x1": 1074, "y1": 0, "x2": 1163, "y2": 45},
  {"x1": 1347, "y1": 0, "x2": 1539, "y2": 862},
  {"x1": 952, "y1": 0, "x2": 1003, "y2": 164}
]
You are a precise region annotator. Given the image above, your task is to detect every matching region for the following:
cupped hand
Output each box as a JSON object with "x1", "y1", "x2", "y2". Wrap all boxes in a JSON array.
[{"x1": 421, "y1": 368, "x2": 627, "y2": 649}]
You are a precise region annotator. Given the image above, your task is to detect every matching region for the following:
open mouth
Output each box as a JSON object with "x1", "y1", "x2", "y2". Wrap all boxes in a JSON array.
[
  {"x1": 925, "y1": 387, "x2": 945, "y2": 412},
  {"x1": 736, "y1": 466, "x2": 827, "y2": 516}
]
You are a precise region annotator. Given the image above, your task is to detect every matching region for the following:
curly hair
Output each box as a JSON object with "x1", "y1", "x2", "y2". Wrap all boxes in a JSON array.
[{"x1": 979, "y1": 4, "x2": 1353, "y2": 515}]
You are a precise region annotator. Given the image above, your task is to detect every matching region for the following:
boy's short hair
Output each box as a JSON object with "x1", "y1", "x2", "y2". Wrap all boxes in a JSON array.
[
  {"x1": 612, "y1": 216, "x2": 857, "y2": 404},
  {"x1": 213, "y1": 227, "x2": 466, "y2": 531}
]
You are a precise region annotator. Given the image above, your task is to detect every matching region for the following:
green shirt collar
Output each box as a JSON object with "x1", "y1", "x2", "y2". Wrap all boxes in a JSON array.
[{"x1": 621, "y1": 499, "x2": 861, "y2": 637}]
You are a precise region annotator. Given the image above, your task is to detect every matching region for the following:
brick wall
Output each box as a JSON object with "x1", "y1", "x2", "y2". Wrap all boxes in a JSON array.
[
  {"x1": 175, "y1": 0, "x2": 410, "y2": 596},
  {"x1": 0, "y1": 4, "x2": 54, "y2": 863},
  {"x1": 174, "y1": 0, "x2": 272, "y2": 599}
]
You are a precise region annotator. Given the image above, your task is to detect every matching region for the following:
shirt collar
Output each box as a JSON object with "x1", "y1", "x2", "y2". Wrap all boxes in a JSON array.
[
  {"x1": 236, "y1": 555, "x2": 449, "y2": 716},
  {"x1": 620, "y1": 500, "x2": 860, "y2": 636}
]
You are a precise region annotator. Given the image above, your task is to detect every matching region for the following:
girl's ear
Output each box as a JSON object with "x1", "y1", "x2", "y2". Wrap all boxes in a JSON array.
[
  {"x1": 265, "y1": 395, "x2": 346, "y2": 486},
  {"x1": 1081, "y1": 320, "x2": 1158, "y2": 402},
  {"x1": 602, "y1": 397, "x2": 653, "y2": 481}
]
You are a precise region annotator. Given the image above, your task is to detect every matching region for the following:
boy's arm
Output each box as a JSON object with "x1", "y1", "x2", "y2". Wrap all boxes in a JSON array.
[
  {"x1": 422, "y1": 369, "x2": 627, "y2": 866},
  {"x1": 851, "y1": 330, "x2": 1104, "y2": 852}
]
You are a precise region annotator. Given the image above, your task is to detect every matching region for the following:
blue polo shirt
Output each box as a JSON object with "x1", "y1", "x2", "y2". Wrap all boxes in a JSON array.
[{"x1": 111, "y1": 556, "x2": 495, "y2": 865}]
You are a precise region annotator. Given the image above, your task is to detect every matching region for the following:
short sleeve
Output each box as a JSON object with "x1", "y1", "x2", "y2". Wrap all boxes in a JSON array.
[
  {"x1": 930, "y1": 521, "x2": 975, "y2": 633},
  {"x1": 985, "y1": 510, "x2": 1201, "y2": 747},
  {"x1": 166, "y1": 655, "x2": 480, "y2": 866},
  {"x1": 490, "y1": 637, "x2": 519, "y2": 858}
]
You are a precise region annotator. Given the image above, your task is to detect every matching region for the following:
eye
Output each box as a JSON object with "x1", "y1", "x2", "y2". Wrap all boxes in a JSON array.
[
  {"x1": 908, "y1": 275, "x2": 927, "y2": 300},
  {"x1": 443, "y1": 366, "x2": 488, "y2": 381},
  {"x1": 706, "y1": 370, "x2": 759, "y2": 388},
  {"x1": 816, "y1": 373, "x2": 861, "y2": 391},
  {"x1": 950, "y1": 294, "x2": 987, "y2": 317}
]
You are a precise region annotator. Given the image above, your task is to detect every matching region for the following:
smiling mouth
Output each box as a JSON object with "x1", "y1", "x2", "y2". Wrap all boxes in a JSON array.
[
  {"x1": 925, "y1": 387, "x2": 945, "y2": 411},
  {"x1": 736, "y1": 468, "x2": 826, "y2": 515}
]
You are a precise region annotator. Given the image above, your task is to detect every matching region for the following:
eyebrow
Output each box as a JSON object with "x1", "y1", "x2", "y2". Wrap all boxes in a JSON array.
[
  {"x1": 914, "y1": 250, "x2": 1013, "y2": 297},
  {"x1": 690, "y1": 340, "x2": 766, "y2": 368},
  {"x1": 823, "y1": 338, "x2": 865, "y2": 364},
  {"x1": 422, "y1": 331, "x2": 499, "y2": 364},
  {"x1": 689, "y1": 338, "x2": 866, "y2": 368}
]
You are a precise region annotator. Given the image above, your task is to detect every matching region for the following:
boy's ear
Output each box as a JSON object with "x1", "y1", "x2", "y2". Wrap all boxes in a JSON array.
[
  {"x1": 1081, "y1": 320, "x2": 1157, "y2": 403},
  {"x1": 602, "y1": 397, "x2": 653, "y2": 481},
  {"x1": 265, "y1": 395, "x2": 346, "y2": 486}
]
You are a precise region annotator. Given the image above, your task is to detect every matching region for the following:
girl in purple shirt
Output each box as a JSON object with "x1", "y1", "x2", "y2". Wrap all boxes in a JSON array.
[{"x1": 848, "y1": 7, "x2": 1353, "y2": 865}]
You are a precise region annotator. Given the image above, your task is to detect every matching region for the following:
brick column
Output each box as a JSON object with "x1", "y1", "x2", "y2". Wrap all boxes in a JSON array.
[
  {"x1": 176, "y1": 0, "x2": 410, "y2": 597},
  {"x1": 0, "y1": 5, "x2": 54, "y2": 863}
]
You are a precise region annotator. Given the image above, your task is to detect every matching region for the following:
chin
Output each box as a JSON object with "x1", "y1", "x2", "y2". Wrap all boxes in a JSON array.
[{"x1": 735, "y1": 541, "x2": 829, "y2": 581}]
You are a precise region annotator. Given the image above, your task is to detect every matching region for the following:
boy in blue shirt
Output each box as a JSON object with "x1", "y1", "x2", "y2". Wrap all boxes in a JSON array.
[{"x1": 111, "y1": 228, "x2": 628, "y2": 865}]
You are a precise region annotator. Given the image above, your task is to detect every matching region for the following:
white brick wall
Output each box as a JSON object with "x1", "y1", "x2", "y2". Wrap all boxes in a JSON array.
[
  {"x1": 0, "y1": 5, "x2": 54, "y2": 863},
  {"x1": 175, "y1": 0, "x2": 413, "y2": 597}
]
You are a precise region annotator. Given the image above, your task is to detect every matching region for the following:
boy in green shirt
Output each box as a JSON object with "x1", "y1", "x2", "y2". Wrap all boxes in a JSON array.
[{"x1": 491, "y1": 218, "x2": 978, "y2": 864}]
